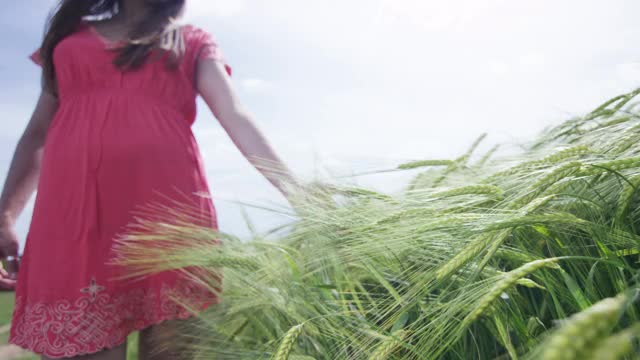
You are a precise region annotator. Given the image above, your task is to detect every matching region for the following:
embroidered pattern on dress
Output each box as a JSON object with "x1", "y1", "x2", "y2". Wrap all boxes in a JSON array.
[
  {"x1": 9, "y1": 277, "x2": 220, "y2": 359},
  {"x1": 79, "y1": 277, "x2": 106, "y2": 302}
]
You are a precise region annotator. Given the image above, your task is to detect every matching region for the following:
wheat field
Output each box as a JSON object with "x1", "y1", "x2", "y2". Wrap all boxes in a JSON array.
[
  {"x1": 6, "y1": 88, "x2": 640, "y2": 359},
  {"x1": 111, "y1": 88, "x2": 640, "y2": 359}
]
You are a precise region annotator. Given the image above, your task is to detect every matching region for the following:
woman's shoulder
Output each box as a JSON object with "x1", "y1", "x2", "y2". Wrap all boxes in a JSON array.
[
  {"x1": 180, "y1": 23, "x2": 219, "y2": 47},
  {"x1": 180, "y1": 23, "x2": 203, "y2": 34},
  {"x1": 178, "y1": 23, "x2": 232, "y2": 76},
  {"x1": 28, "y1": 21, "x2": 92, "y2": 67}
]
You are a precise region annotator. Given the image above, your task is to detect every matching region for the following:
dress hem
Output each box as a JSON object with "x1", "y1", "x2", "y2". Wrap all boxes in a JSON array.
[{"x1": 8, "y1": 297, "x2": 220, "y2": 359}]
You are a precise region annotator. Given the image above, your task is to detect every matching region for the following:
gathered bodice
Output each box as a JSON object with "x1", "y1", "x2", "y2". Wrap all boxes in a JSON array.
[{"x1": 37, "y1": 22, "x2": 229, "y2": 127}]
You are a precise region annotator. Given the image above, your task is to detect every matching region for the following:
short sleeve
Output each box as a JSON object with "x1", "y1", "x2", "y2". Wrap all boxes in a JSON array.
[
  {"x1": 192, "y1": 27, "x2": 232, "y2": 77},
  {"x1": 29, "y1": 48, "x2": 43, "y2": 67}
]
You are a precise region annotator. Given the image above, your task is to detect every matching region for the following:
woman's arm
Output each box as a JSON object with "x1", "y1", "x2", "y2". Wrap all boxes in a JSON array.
[
  {"x1": 195, "y1": 59, "x2": 301, "y2": 199},
  {"x1": 0, "y1": 90, "x2": 58, "y2": 257}
]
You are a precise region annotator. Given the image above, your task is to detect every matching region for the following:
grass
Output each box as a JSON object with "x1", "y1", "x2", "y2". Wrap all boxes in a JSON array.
[
  {"x1": 0, "y1": 292, "x2": 37, "y2": 360},
  {"x1": 5, "y1": 88, "x2": 640, "y2": 359},
  {"x1": 0, "y1": 292, "x2": 14, "y2": 345},
  {"x1": 0, "y1": 292, "x2": 14, "y2": 326},
  {"x1": 106, "y1": 87, "x2": 640, "y2": 359}
]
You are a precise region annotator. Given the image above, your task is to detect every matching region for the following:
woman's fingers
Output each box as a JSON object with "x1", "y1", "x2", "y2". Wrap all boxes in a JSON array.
[
  {"x1": 0, "y1": 225, "x2": 20, "y2": 259},
  {"x1": 0, "y1": 277, "x2": 17, "y2": 290},
  {"x1": 0, "y1": 262, "x2": 7, "y2": 276},
  {"x1": 0, "y1": 262, "x2": 16, "y2": 290}
]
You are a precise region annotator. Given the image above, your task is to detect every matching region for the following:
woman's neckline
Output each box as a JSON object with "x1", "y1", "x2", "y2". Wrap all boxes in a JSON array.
[
  {"x1": 82, "y1": 20, "x2": 127, "y2": 48},
  {"x1": 81, "y1": 20, "x2": 190, "y2": 48}
]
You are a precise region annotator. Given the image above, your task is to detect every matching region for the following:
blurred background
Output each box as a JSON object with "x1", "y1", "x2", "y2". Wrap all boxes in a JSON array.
[{"x1": 1, "y1": 0, "x2": 639, "y2": 249}]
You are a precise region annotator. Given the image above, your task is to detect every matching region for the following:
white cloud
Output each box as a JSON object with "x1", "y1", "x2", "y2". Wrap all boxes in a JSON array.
[
  {"x1": 518, "y1": 52, "x2": 547, "y2": 70},
  {"x1": 239, "y1": 78, "x2": 273, "y2": 94},
  {"x1": 5, "y1": 0, "x2": 640, "y2": 243},
  {"x1": 616, "y1": 63, "x2": 640, "y2": 85},
  {"x1": 374, "y1": 0, "x2": 508, "y2": 33},
  {"x1": 488, "y1": 60, "x2": 511, "y2": 75},
  {"x1": 184, "y1": 0, "x2": 247, "y2": 19}
]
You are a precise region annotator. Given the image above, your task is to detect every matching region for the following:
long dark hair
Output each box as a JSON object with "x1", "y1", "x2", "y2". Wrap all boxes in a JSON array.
[{"x1": 38, "y1": 0, "x2": 186, "y2": 95}]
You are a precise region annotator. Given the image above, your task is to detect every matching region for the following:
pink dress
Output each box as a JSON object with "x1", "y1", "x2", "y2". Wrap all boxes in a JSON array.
[{"x1": 9, "y1": 21, "x2": 231, "y2": 358}]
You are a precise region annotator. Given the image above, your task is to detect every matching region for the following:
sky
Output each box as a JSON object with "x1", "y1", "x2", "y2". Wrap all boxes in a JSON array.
[{"x1": 1, "y1": 0, "x2": 640, "y2": 249}]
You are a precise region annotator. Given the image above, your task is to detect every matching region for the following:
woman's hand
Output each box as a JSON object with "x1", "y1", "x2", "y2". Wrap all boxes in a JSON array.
[
  {"x1": 0, "y1": 223, "x2": 19, "y2": 259},
  {"x1": 280, "y1": 178, "x2": 335, "y2": 216},
  {"x1": 0, "y1": 224, "x2": 19, "y2": 291},
  {"x1": 0, "y1": 262, "x2": 17, "y2": 291}
]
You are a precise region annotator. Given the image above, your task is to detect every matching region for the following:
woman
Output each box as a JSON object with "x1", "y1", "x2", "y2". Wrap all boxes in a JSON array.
[{"x1": 0, "y1": 0, "x2": 301, "y2": 358}]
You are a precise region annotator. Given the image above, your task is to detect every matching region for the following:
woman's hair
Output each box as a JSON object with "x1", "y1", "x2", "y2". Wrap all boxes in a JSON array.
[{"x1": 39, "y1": 0, "x2": 186, "y2": 95}]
